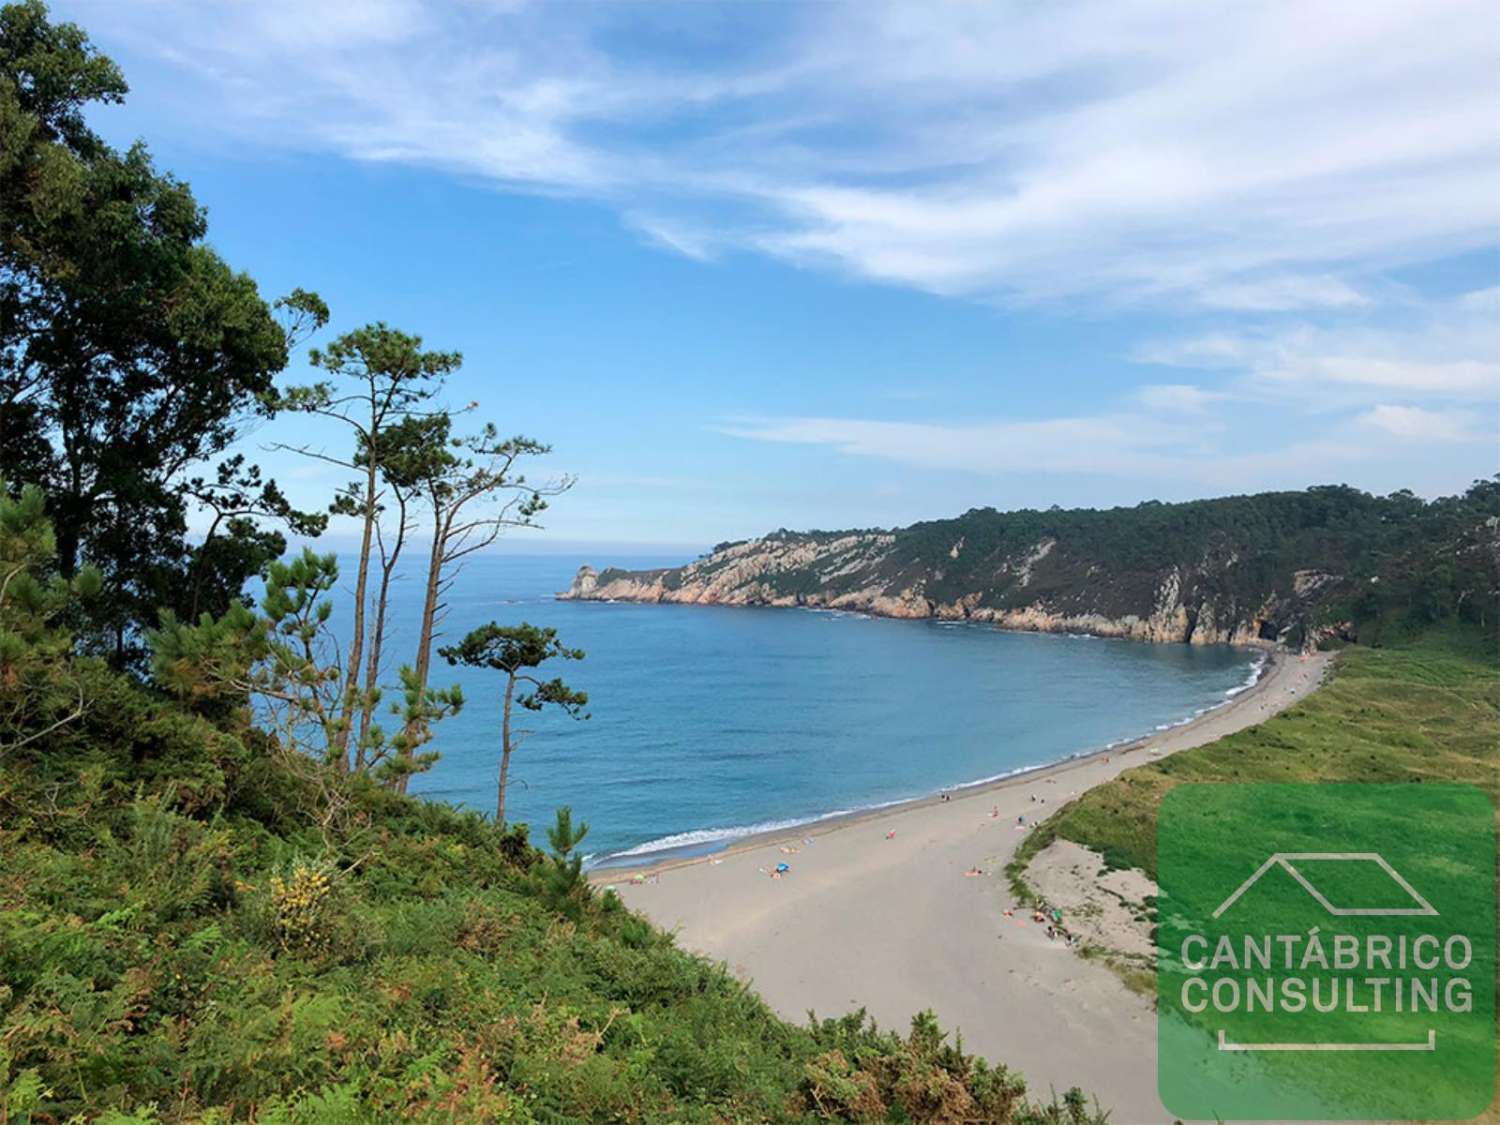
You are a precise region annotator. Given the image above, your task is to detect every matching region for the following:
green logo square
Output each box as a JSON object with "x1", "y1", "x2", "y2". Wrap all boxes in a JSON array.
[{"x1": 1157, "y1": 783, "x2": 1495, "y2": 1120}]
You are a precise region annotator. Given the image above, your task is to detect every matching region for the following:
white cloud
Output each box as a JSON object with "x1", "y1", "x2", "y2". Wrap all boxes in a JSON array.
[
  {"x1": 1458, "y1": 285, "x2": 1500, "y2": 312},
  {"x1": 1135, "y1": 384, "x2": 1227, "y2": 413},
  {"x1": 624, "y1": 214, "x2": 720, "y2": 262},
  {"x1": 1196, "y1": 275, "x2": 1371, "y2": 312},
  {"x1": 71, "y1": 0, "x2": 1500, "y2": 308},
  {"x1": 1357, "y1": 404, "x2": 1489, "y2": 442},
  {"x1": 716, "y1": 401, "x2": 1492, "y2": 495},
  {"x1": 716, "y1": 412, "x2": 1210, "y2": 477},
  {"x1": 1138, "y1": 287, "x2": 1500, "y2": 405}
]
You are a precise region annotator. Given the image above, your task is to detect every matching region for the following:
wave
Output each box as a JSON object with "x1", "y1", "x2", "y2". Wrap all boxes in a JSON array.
[
  {"x1": 1224, "y1": 651, "x2": 1268, "y2": 697},
  {"x1": 589, "y1": 760, "x2": 1067, "y2": 868},
  {"x1": 589, "y1": 811, "x2": 855, "y2": 867}
]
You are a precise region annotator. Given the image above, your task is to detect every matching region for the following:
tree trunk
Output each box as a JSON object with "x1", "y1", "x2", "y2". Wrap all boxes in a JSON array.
[
  {"x1": 55, "y1": 408, "x2": 83, "y2": 579},
  {"x1": 355, "y1": 561, "x2": 392, "y2": 770},
  {"x1": 497, "y1": 671, "x2": 515, "y2": 826},
  {"x1": 356, "y1": 509, "x2": 406, "y2": 769},
  {"x1": 188, "y1": 511, "x2": 226, "y2": 621},
  {"x1": 335, "y1": 456, "x2": 378, "y2": 771},
  {"x1": 396, "y1": 507, "x2": 446, "y2": 793}
]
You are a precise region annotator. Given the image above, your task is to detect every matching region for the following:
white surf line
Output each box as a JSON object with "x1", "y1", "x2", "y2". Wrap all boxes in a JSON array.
[{"x1": 1218, "y1": 1029, "x2": 1436, "y2": 1052}]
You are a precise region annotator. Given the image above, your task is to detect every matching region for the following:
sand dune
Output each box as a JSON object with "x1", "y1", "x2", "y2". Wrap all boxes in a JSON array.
[{"x1": 607, "y1": 649, "x2": 1332, "y2": 1122}]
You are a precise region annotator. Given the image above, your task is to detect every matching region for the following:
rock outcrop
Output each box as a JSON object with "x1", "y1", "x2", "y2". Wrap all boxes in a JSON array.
[
  {"x1": 562, "y1": 548, "x2": 1298, "y2": 645},
  {"x1": 560, "y1": 526, "x2": 1354, "y2": 649}
]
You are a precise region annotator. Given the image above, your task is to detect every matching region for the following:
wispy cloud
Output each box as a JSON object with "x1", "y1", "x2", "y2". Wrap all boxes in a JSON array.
[
  {"x1": 75, "y1": 0, "x2": 1499, "y2": 309},
  {"x1": 1134, "y1": 384, "x2": 1230, "y2": 414},
  {"x1": 1357, "y1": 404, "x2": 1488, "y2": 442},
  {"x1": 715, "y1": 412, "x2": 1209, "y2": 477},
  {"x1": 715, "y1": 401, "x2": 1491, "y2": 492},
  {"x1": 1196, "y1": 276, "x2": 1372, "y2": 313},
  {"x1": 1137, "y1": 286, "x2": 1500, "y2": 406}
]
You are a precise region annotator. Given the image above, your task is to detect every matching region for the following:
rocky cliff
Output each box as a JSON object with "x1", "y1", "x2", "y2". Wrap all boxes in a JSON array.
[{"x1": 559, "y1": 485, "x2": 1499, "y2": 649}]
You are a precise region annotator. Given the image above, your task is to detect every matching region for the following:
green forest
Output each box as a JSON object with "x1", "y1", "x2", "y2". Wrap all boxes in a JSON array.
[
  {"x1": 888, "y1": 482, "x2": 1499, "y2": 626},
  {"x1": 601, "y1": 480, "x2": 1500, "y2": 651}
]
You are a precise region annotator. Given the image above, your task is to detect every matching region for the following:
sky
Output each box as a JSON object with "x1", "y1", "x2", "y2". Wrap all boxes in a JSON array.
[{"x1": 57, "y1": 0, "x2": 1500, "y2": 553}]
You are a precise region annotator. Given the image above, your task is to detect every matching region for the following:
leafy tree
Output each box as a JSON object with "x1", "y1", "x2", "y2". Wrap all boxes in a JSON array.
[
  {"x1": 372, "y1": 663, "x2": 463, "y2": 787},
  {"x1": 151, "y1": 549, "x2": 345, "y2": 761},
  {"x1": 536, "y1": 805, "x2": 590, "y2": 919},
  {"x1": 271, "y1": 324, "x2": 460, "y2": 770},
  {"x1": 182, "y1": 453, "x2": 329, "y2": 620},
  {"x1": 396, "y1": 416, "x2": 567, "y2": 788},
  {"x1": 0, "y1": 476, "x2": 98, "y2": 755},
  {"x1": 1, "y1": 1, "x2": 325, "y2": 663},
  {"x1": 439, "y1": 622, "x2": 589, "y2": 825}
]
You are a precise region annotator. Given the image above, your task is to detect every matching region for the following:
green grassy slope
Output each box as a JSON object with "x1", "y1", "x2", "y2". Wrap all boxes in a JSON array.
[{"x1": 1014, "y1": 629, "x2": 1499, "y2": 883}]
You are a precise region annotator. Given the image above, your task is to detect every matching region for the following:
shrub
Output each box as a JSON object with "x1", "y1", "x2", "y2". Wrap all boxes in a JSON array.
[{"x1": 268, "y1": 860, "x2": 338, "y2": 959}]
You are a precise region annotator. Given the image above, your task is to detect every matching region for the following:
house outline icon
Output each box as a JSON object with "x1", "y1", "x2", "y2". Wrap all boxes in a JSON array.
[{"x1": 1211, "y1": 851, "x2": 1439, "y2": 919}]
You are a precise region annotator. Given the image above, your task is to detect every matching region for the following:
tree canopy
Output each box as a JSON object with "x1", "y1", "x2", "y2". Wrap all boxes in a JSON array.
[{"x1": 1, "y1": 0, "x2": 323, "y2": 663}]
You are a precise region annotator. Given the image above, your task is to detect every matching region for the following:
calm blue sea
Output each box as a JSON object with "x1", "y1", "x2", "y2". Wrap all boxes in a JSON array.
[{"x1": 332, "y1": 553, "x2": 1261, "y2": 864}]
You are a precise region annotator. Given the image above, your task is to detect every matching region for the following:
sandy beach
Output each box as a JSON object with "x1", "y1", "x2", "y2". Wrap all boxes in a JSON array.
[{"x1": 607, "y1": 648, "x2": 1333, "y2": 1123}]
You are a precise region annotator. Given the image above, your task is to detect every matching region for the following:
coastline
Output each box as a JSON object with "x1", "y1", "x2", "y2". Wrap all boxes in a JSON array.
[
  {"x1": 608, "y1": 646, "x2": 1333, "y2": 1121},
  {"x1": 591, "y1": 645, "x2": 1272, "y2": 877},
  {"x1": 560, "y1": 563, "x2": 1294, "y2": 650}
]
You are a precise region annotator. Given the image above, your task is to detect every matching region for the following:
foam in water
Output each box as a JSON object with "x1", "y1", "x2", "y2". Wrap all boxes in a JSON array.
[
  {"x1": 591, "y1": 757, "x2": 1089, "y2": 868},
  {"x1": 1224, "y1": 651, "x2": 1268, "y2": 697}
]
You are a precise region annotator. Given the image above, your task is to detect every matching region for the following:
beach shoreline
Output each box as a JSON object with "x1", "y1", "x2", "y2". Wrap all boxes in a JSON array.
[
  {"x1": 592, "y1": 645, "x2": 1275, "y2": 878},
  {"x1": 608, "y1": 646, "x2": 1333, "y2": 1121}
]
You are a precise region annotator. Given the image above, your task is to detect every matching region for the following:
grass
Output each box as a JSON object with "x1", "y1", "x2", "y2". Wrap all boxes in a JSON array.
[{"x1": 1012, "y1": 628, "x2": 1499, "y2": 884}]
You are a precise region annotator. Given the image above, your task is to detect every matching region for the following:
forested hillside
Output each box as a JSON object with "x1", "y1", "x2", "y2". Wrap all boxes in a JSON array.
[{"x1": 565, "y1": 482, "x2": 1499, "y2": 649}]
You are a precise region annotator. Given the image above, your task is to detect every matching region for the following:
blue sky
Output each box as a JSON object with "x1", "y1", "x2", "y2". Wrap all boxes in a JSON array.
[{"x1": 57, "y1": 0, "x2": 1499, "y2": 552}]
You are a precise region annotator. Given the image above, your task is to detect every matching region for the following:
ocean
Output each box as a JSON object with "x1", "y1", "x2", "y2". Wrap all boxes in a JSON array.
[{"x1": 342, "y1": 553, "x2": 1262, "y2": 864}]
